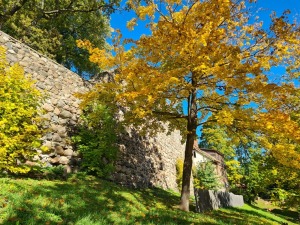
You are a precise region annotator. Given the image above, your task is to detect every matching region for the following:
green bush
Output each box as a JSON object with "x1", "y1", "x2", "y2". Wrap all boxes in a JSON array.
[
  {"x1": 194, "y1": 161, "x2": 221, "y2": 190},
  {"x1": 175, "y1": 159, "x2": 184, "y2": 190},
  {"x1": 40, "y1": 165, "x2": 65, "y2": 179},
  {"x1": 72, "y1": 102, "x2": 118, "y2": 177}
]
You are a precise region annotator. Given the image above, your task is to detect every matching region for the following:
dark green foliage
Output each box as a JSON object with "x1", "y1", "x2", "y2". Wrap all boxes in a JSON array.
[
  {"x1": 28, "y1": 165, "x2": 66, "y2": 180},
  {"x1": 39, "y1": 165, "x2": 65, "y2": 179},
  {"x1": 72, "y1": 103, "x2": 118, "y2": 177},
  {"x1": 194, "y1": 162, "x2": 221, "y2": 190},
  {"x1": 0, "y1": 0, "x2": 120, "y2": 76}
]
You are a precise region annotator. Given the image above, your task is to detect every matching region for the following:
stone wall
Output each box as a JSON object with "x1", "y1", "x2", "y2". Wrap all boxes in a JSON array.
[
  {"x1": 0, "y1": 31, "x2": 185, "y2": 191},
  {"x1": 0, "y1": 31, "x2": 87, "y2": 167},
  {"x1": 114, "y1": 126, "x2": 185, "y2": 190}
]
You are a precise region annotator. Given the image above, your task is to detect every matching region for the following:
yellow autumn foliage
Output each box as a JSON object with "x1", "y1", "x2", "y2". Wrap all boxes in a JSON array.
[
  {"x1": 0, "y1": 46, "x2": 45, "y2": 174},
  {"x1": 78, "y1": 0, "x2": 300, "y2": 210}
]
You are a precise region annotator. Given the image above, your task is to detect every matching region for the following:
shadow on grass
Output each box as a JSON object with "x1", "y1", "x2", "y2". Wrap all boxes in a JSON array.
[
  {"x1": 0, "y1": 177, "x2": 217, "y2": 225},
  {"x1": 270, "y1": 208, "x2": 299, "y2": 223},
  {"x1": 209, "y1": 205, "x2": 292, "y2": 225},
  {"x1": 249, "y1": 203, "x2": 299, "y2": 224}
]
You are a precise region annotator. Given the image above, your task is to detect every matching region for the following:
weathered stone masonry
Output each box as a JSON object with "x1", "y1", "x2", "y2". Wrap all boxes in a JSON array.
[{"x1": 0, "y1": 31, "x2": 185, "y2": 190}]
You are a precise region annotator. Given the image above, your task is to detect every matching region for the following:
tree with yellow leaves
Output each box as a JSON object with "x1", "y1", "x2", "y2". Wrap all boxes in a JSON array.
[
  {"x1": 0, "y1": 46, "x2": 46, "y2": 174},
  {"x1": 78, "y1": 0, "x2": 300, "y2": 211}
]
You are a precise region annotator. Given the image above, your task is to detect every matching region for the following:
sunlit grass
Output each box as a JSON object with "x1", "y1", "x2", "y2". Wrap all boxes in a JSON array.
[{"x1": 0, "y1": 176, "x2": 297, "y2": 225}]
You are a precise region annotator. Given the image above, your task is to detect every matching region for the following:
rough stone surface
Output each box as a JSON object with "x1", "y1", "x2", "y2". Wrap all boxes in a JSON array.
[
  {"x1": 59, "y1": 156, "x2": 70, "y2": 165},
  {"x1": 63, "y1": 149, "x2": 73, "y2": 156},
  {"x1": 0, "y1": 30, "x2": 186, "y2": 191},
  {"x1": 50, "y1": 157, "x2": 60, "y2": 164},
  {"x1": 55, "y1": 146, "x2": 65, "y2": 155},
  {"x1": 194, "y1": 189, "x2": 244, "y2": 212},
  {"x1": 111, "y1": 125, "x2": 185, "y2": 190}
]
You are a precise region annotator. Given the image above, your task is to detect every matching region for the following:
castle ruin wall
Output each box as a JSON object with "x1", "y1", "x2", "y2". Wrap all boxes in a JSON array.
[{"x1": 0, "y1": 30, "x2": 185, "y2": 191}]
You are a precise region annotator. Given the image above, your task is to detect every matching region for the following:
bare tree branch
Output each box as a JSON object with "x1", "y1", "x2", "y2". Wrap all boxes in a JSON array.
[{"x1": 152, "y1": 111, "x2": 188, "y2": 119}]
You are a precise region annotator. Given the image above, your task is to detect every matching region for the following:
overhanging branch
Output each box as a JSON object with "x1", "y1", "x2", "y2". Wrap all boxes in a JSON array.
[
  {"x1": 43, "y1": 4, "x2": 115, "y2": 16},
  {"x1": 152, "y1": 111, "x2": 188, "y2": 119}
]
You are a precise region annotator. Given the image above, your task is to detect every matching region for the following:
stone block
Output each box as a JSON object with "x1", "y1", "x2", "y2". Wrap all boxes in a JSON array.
[
  {"x1": 25, "y1": 161, "x2": 38, "y2": 167},
  {"x1": 52, "y1": 133, "x2": 62, "y2": 142},
  {"x1": 64, "y1": 165, "x2": 72, "y2": 176},
  {"x1": 50, "y1": 157, "x2": 60, "y2": 164},
  {"x1": 6, "y1": 54, "x2": 17, "y2": 62},
  {"x1": 59, "y1": 156, "x2": 69, "y2": 165},
  {"x1": 42, "y1": 141, "x2": 52, "y2": 149},
  {"x1": 58, "y1": 132, "x2": 67, "y2": 138},
  {"x1": 57, "y1": 100, "x2": 66, "y2": 108},
  {"x1": 59, "y1": 119, "x2": 67, "y2": 125},
  {"x1": 42, "y1": 103, "x2": 54, "y2": 112},
  {"x1": 32, "y1": 155, "x2": 40, "y2": 161},
  {"x1": 55, "y1": 145, "x2": 65, "y2": 155},
  {"x1": 54, "y1": 108, "x2": 61, "y2": 115},
  {"x1": 63, "y1": 149, "x2": 73, "y2": 156},
  {"x1": 7, "y1": 49, "x2": 16, "y2": 54}
]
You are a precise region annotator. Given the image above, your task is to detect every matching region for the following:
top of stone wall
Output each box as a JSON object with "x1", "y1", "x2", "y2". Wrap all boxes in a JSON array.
[{"x1": 0, "y1": 31, "x2": 68, "y2": 71}]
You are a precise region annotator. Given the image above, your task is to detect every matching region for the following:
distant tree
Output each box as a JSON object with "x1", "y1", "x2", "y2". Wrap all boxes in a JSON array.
[
  {"x1": 201, "y1": 123, "x2": 300, "y2": 206},
  {"x1": 0, "y1": 0, "x2": 120, "y2": 76},
  {"x1": 269, "y1": 165, "x2": 300, "y2": 211},
  {"x1": 0, "y1": 46, "x2": 46, "y2": 173},
  {"x1": 78, "y1": 0, "x2": 300, "y2": 211},
  {"x1": 199, "y1": 123, "x2": 243, "y2": 185}
]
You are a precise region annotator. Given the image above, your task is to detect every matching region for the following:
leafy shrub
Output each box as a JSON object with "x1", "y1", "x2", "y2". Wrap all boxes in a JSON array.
[
  {"x1": 0, "y1": 46, "x2": 45, "y2": 174},
  {"x1": 72, "y1": 102, "x2": 118, "y2": 177},
  {"x1": 194, "y1": 161, "x2": 221, "y2": 190},
  {"x1": 21, "y1": 165, "x2": 66, "y2": 180},
  {"x1": 176, "y1": 159, "x2": 183, "y2": 190},
  {"x1": 40, "y1": 165, "x2": 65, "y2": 179}
]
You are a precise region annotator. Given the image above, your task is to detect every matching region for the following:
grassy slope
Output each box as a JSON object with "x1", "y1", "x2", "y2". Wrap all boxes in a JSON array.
[{"x1": 0, "y1": 176, "x2": 297, "y2": 225}]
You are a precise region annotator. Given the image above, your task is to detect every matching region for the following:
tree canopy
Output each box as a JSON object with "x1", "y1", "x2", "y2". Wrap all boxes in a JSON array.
[
  {"x1": 0, "y1": 0, "x2": 120, "y2": 76},
  {"x1": 78, "y1": 0, "x2": 300, "y2": 211}
]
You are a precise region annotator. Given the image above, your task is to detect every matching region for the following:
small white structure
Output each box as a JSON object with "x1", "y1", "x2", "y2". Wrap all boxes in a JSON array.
[{"x1": 192, "y1": 141, "x2": 229, "y2": 189}]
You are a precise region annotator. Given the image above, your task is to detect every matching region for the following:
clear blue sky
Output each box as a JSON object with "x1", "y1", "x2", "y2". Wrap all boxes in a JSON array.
[
  {"x1": 109, "y1": 0, "x2": 299, "y2": 84},
  {"x1": 110, "y1": 0, "x2": 300, "y2": 41},
  {"x1": 109, "y1": 0, "x2": 300, "y2": 89}
]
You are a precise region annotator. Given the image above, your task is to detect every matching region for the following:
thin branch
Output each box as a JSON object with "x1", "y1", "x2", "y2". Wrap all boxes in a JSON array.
[
  {"x1": 152, "y1": 111, "x2": 188, "y2": 119},
  {"x1": 197, "y1": 106, "x2": 220, "y2": 112},
  {"x1": 197, "y1": 119, "x2": 217, "y2": 127},
  {"x1": 43, "y1": 4, "x2": 115, "y2": 16}
]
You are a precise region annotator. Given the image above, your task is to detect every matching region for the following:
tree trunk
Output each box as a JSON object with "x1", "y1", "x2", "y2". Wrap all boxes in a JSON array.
[
  {"x1": 179, "y1": 130, "x2": 196, "y2": 211},
  {"x1": 179, "y1": 87, "x2": 197, "y2": 211}
]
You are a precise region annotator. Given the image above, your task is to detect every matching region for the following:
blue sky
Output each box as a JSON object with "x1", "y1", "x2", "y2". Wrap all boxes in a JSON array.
[
  {"x1": 109, "y1": 0, "x2": 299, "y2": 84},
  {"x1": 110, "y1": 0, "x2": 300, "y2": 41},
  {"x1": 109, "y1": 0, "x2": 300, "y2": 90}
]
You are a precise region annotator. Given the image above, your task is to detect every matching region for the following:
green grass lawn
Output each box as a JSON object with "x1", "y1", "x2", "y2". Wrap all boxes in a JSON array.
[
  {"x1": 253, "y1": 198, "x2": 299, "y2": 224},
  {"x1": 0, "y1": 175, "x2": 298, "y2": 225}
]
